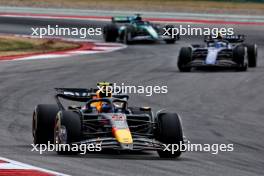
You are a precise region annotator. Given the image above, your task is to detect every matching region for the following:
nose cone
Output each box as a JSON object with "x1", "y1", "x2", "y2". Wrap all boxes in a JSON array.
[{"x1": 112, "y1": 128, "x2": 133, "y2": 144}]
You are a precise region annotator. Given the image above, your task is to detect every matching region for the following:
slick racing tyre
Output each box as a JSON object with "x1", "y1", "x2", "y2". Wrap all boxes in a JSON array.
[
  {"x1": 54, "y1": 111, "x2": 82, "y2": 155},
  {"x1": 123, "y1": 27, "x2": 133, "y2": 44},
  {"x1": 178, "y1": 47, "x2": 192, "y2": 72},
  {"x1": 163, "y1": 25, "x2": 177, "y2": 44},
  {"x1": 246, "y1": 44, "x2": 257, "y2": 67},
  {"x1": 155, "y1": 113, "x2": 183, "y2": 158},
  {"x1": 32, "y1": 104, "x2": 59, "y2": 144},
  {"x1": 103, "y1": 24, "x2": 118, "y2": 42},
  {"x1": 233, "y1": 45, "x2": 247, "y2": 71}
]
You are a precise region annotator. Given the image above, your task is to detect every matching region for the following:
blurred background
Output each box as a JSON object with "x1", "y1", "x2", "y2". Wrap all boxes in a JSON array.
[{"x1": 0, "y1": 0, "x2": 263, "y2": 15}]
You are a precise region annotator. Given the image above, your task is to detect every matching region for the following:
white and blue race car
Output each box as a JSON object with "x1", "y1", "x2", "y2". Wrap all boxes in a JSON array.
[{"x1": 177, "y1": 35, "x2": 257, "y2": 72}]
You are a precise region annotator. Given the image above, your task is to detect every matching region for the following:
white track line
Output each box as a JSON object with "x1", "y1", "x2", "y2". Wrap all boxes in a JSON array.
[
  {"x1": 0, "y1": 156, "x2": 69, "y2": 176},
  {"x1": 0, "y1": 34, "x2": 126, "y2": 62}
]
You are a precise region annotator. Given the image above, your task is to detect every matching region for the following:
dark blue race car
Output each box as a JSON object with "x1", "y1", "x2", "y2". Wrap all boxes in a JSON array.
[{"x1": 177, "y1": 35, "x2": 257, "y2": 72}]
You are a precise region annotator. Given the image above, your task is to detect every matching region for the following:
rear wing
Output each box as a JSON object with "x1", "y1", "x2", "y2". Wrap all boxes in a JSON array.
[
  {"x1": 112, "y1": 16, "x2": 133, "y2": 23},
  {"x1": 112, "y1": 17, "x2": 132, "y2": 23},
  {"x1": 55, "y1": 88, "x2": 96, "y2": 102},
  {"x1": 223, "y1": 35, "x2": 245, "y2": 43},
  {"x1": 55, "y1": 88, "x2": 129, "y2": 107},
  {"x1": 204, "y1": 35, "x2": 245, "y2": 43}
]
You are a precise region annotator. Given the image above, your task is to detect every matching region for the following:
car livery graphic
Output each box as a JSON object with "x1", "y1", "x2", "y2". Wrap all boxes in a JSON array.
[
  {"x1": 103, "y1": 14, "x2": 179, "y2": 44},
  {"x1": 32, "y1": 82, "x2": 185, "y2": 158},
  {"x1": 177, "y1": 35, "x2": 257, "y2": 72}
]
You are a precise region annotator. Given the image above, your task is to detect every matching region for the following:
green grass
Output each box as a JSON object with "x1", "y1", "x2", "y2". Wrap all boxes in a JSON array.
[
  {"x1": 0, "y1": 40, "x2": 34, "y2": 51},
  {"x1": 0, "y1": 36, "x2": 79, "y2": 57}
]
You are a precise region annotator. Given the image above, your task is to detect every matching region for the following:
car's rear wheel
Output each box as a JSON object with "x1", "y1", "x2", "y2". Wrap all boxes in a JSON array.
[
  {"x1": 155, "y1": 113, "x2": 184, "y2": 158},
  {"x1": 233, "y1": 45, "x2": 247, "y2": 71},
  {"x1": 54, "y1": 111, "x2": 82, "y2": 155},
  {"x1": 32, "y1": 104, "x2": 59, "y2": 144},
  {"x1": 246, "y1": 44, "x2": 257, "y2": 67},
  {"x1": 103, "y1": 24, "x2": 118, "y2": 42},
  {"x1": 178, "y1": 47, "x2": 192, "y2": 72}
]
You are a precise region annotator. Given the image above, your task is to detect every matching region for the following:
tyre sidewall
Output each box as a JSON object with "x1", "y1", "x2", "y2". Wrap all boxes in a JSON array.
[{"x1": 33, "y1": 104, "x2": 59, "y2": 144}]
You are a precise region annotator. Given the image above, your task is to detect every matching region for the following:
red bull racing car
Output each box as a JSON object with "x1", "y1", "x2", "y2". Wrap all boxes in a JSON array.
[{"x1": 32, "y1": 83, "x2": 185, "y2": 158}]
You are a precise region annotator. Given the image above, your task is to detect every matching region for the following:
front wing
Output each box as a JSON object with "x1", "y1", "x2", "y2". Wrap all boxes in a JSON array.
[
  {"x1": 187, "y1": 59, "x2": 240, "y2": 68},
  {"x1": 73, "y1": 137, "x2": 164, "y2": 151}
]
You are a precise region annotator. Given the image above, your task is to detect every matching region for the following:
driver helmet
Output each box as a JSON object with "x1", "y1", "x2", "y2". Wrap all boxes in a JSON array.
[
  {"x1": 96, "y1": 82, "x2": 112, "y2": 98},
  {"x1": 215, "y1": 42, "x2": 222, "y2": 48},
  {"x1": 101, "y1": 102, "x2": 112, "y2": 113},
  {"x1": 135, "y1": 14, "x2": 142, "y2": 21}
]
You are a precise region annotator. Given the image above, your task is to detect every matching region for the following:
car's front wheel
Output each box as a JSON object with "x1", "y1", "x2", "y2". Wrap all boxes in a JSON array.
[
  {"x1": 233, "y1": 45, "x2": 247, "y2": 71},
  {"x1": 246, "y1": 44, "x2": 257, "y2": 67},
  {"x1": 163, "y1": 25, "x2": 177, "y2": 44},
  {"x1": 155, "y1": 112, "x2": 184, "y2": 158},
  {"x1": 54, "y1": 111, "x2": 82, "y2": 155},
  {"x1": 123, "y1": 27, "x2": 133, "y2": 44}
]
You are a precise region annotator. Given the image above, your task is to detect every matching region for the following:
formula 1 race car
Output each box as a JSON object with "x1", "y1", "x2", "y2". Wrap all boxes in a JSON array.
[
  {"x1": 32, "y1": 84, "x2": 185, "y2": 158},
  {"x1": 177, "y1": 35, "x2": 257, "y2": 72},
  {"x1": 103, "y1": 14, "x2": 179, "y2": 44}
]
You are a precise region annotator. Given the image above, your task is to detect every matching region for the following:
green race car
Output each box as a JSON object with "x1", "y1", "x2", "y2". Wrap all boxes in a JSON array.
[{"x1": 103, "y1": 14, "x2": 179, "y2": 44}]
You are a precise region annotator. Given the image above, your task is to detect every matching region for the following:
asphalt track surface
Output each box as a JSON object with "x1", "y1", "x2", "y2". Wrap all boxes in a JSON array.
[{"x1": 0, "y1": 16, "x2": 264, "y2": 176}]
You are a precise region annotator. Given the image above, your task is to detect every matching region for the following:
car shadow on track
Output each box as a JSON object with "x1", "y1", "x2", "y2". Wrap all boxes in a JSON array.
[
  {"x1": 180, "y1": 67, "x2": 254, "y2": 73},
  {"x1": 48, "y1": 150, "x2": 193, "y2": 161},
  {"x1": 12, "y1": 144, "x2": 194, "y2": 161}
]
